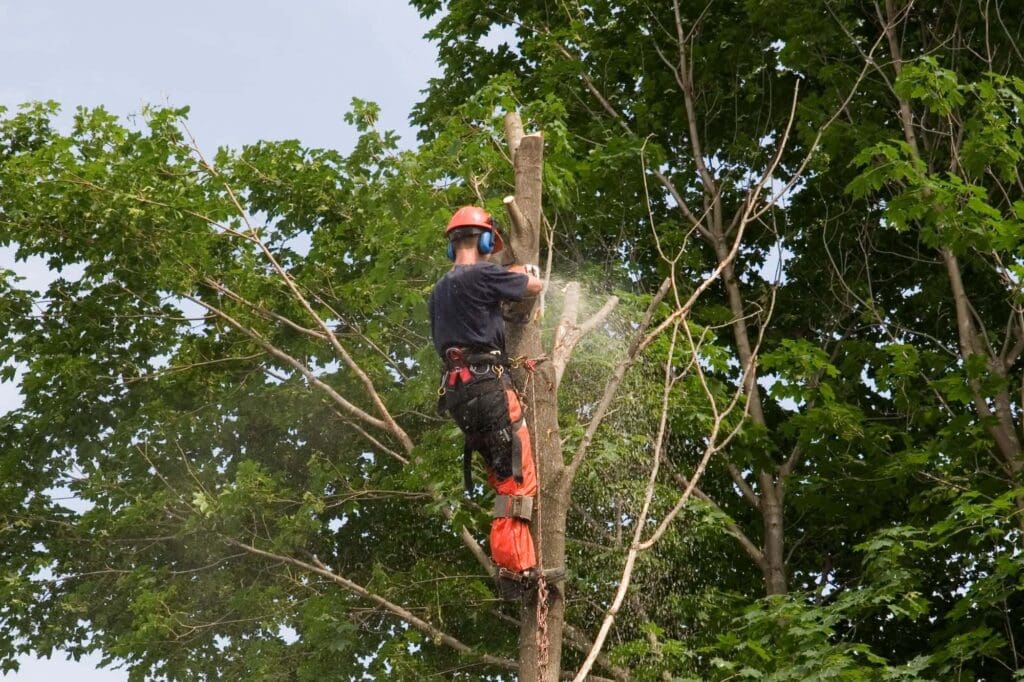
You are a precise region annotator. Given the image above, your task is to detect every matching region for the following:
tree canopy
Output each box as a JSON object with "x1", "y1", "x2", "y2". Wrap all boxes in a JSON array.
[{"x1": 2, "y1": 1, "x2": 1023, "y2": 680}]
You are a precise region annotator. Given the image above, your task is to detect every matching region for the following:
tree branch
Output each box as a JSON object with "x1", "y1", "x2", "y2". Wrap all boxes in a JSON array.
[
  {"x1": 551, "y1": 281, "x2": 620, "y2": 388},
  {"x1": 333, "y1": 411, "x2": 409, "y2": 465},
  {"x1": 550, "y1": 40, "x2": 707, "y2": 233},
  {"x1": 185, "y1": 294, "x2": 389, "y2": 432},
  {"x1": 668, "y1": 469, "x2": 768, "y2": 573},
  {"x1": 184, "y1": 126, "x2": 413, "y2": 453},
  {"x1": 225, "y1": 539, "x2": 516, "y2": 672},
  {"x1": 503, "y1": 194, "x2": 530, "y2": 241},
  {"x1": 725, "y1": 462, "x2": 761, "y2": 510},
  {"x1": 564, "y1": 278, "x2": 672, "y2": 486},
  {"x1": 503, "y1": 111, "x2": 525, "y2": 162},
  {"x1": 572, "y1": 321, "x2": 680, "y2": 682}
]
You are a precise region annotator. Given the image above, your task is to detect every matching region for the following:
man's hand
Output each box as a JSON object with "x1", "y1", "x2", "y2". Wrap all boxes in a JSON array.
[{"x1": 508, "y1": 263, "x2": 544, "y2": 296}]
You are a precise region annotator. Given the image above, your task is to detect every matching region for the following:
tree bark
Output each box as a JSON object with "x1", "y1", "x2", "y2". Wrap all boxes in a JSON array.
[
  {"x1": 711, "y1": 232, "x2": 789, "y2": 595},
  {"x1": 503, "y1": 123, "x2": 567, "y2": 682},
  {"x1": 759, "y1": 475, "x2": 788, "y2": 595}
]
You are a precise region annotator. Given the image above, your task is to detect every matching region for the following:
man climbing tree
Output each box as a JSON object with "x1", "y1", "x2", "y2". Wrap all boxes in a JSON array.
[{"x1": 428, "y1": 205, "x2": 562, "y2": 600}]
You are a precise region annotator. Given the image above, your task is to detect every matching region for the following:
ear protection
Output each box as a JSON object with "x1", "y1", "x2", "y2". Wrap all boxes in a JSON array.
[
  {"x1": 446, "y1": 225, "x2": 495, "y2": 260},
  {"x1": 477, "y1": 229, "x2": 494, "y2": 254}
]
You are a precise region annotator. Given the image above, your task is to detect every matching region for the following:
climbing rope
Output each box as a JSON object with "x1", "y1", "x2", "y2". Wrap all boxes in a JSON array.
[
  {"x1": 520, "y1": 358, "x2": 551, "y2": 679},
  {"x1": 536, "y1": 575, "x2": 550, "y2": 675},
  {"x1": 509, "y1": 353, "x2": 548, "y2": 372}
]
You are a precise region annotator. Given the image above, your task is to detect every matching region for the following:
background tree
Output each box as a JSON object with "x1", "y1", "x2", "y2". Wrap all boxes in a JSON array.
[{"x1": 411, "y1": 0, "x2": 1024, "y2": 677}]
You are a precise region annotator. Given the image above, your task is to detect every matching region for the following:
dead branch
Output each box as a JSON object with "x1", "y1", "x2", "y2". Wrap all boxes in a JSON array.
[
  {"x1": 572, "y1": 322, "x2": 680, "y2": 681},
  {"x1": 639, "y1": 288, "x2": 777, "y2": 550},
  {"x1": 226, "y1": 538, "x2": 517, "y2": 672},
  {"x1": 574, "y1": 282, "x2": 776, "y2": 678}
]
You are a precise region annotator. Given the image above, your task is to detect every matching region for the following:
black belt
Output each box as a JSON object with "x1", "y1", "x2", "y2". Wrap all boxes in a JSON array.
[{"x1": 443, "y1": 346, "x2": 508, "y2": 371}]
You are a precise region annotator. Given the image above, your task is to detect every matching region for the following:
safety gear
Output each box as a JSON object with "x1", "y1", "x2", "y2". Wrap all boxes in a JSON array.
[
  {"x1": 445, "y1": 206, "x2": 505, "y2": 256},
  {"x1": 493, "y1": 494, "x2": 533, "y2": 521},
  {"x1": 439, "y1": 346, "x2": 536, "y2": 573},
  {"x1": 440, "y1": 347, "x2": 522, "y2": 491},
  {"x1": 526, "y1": 567, "x2": 566, "y2": 588},
  {"x1": 496, "y1": 567, "x2": 530, "y2": 601},
  {"x1": 495, "y1": 566, "x2": 566, "y2": 602},
  {"x1": 447, "y1": 228, "x2": 495, "y2": 260}
]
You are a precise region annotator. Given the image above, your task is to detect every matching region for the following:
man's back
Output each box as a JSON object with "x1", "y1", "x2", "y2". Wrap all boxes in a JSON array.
[{"x1": 428, "y1": 262, "x2": 527, "y2": 356}]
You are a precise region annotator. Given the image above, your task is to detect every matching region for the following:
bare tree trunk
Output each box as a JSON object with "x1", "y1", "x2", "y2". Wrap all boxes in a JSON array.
[
  {"x1": 503, "y1": 124, "x2": 567, "y2": 682},
  {"x1": 759, "y1": 476, "x2": 788, "y2": 595},
  {"x1": 712, "y1": 235, "x2": 789, "y2": 595}
]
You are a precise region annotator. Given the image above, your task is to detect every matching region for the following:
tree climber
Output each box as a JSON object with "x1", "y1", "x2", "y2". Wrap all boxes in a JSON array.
[{"x1": 429, "y1": 205, "x2": 563, "y2": 600}]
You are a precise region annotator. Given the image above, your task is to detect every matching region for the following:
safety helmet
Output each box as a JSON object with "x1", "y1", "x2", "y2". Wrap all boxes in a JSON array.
[{"x1": 445, "y1": 206, "x2": 505, "y2": 255}]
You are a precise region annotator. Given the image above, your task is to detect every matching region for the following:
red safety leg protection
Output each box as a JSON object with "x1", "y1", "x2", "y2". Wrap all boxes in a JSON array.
[{"x1": 487, "y1": 386, "x2": 537, "y2": 573}]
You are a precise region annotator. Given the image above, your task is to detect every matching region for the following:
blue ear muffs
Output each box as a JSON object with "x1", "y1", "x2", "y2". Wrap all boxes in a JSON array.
[
  {"x1": 477, "y1": 229, "x2": 494, "y2": 255},
  {"x1": 447, "y1": 227, "x2": 492, "y2": 260}
]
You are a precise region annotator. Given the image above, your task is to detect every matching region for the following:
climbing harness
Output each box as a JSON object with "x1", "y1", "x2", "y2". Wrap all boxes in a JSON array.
[{"x1": 439, "y1": 346, "x2": 524, "y2": 494}]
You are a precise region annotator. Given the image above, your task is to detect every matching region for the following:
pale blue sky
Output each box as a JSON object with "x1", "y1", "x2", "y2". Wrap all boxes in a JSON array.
[{"x1": 1, "y1": 1, "x2": 439, "y2": 678}]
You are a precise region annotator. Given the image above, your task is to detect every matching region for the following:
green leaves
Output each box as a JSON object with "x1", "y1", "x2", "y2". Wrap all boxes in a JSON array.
[
  {"x1": 0, "y1": 99, "x2": 487, "y2": 678},
  {"x1": 2, "y1": 2, "x2": 1024, "y2": 678},
  {"x1": 894, "y1": 57, "x2": 965, "y2": 116},
  {"x1": 848, "y1": 61, "x2": 1024, "y2": 258}
]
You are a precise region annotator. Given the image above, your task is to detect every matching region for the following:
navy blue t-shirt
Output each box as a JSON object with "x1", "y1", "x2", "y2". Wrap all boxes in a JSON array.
[{"x1": 428, "y1": 263, "x2": 528, "y2": 356}]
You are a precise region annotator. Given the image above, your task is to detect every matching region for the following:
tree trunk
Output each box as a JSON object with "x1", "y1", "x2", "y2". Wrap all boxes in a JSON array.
[
  {"x1": 759, "y1": 477, "x2": 788, "y2": 596},
  {"x1": 879, "y1": 0, "x2": 1024, "y2": 542},
  {"x1": 503, "y1": 125, "x2": 567, "y2": 681},
  {"x1": 712, "y1": 234, "x2": 790, "y2": 596}
]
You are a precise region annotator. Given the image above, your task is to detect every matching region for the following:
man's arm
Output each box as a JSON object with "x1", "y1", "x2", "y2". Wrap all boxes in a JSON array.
[{"x1": 507, "y1": 264, "x2": 544, "y2": 296}]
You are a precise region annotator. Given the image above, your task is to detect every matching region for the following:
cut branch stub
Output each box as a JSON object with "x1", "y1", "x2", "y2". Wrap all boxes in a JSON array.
[
  {"x1": 504, "y1": 195, "x2": 529, "y2": 240},
  {"x1": 504, "y1": 112, "x2": 525, "y2": 162}
]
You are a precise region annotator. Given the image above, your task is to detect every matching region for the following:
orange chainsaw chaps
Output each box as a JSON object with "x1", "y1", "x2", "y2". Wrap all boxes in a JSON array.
[{"x1": 487, "y1": 387, "x2": 537, "y2": 573}]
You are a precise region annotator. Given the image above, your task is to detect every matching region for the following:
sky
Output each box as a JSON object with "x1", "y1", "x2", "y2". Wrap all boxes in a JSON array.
[{"x1": 0, "y1": 1, "x2": 440, "y2": 678}]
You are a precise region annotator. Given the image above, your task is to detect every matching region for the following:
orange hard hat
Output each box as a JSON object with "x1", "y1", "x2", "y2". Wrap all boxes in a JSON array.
[{"x1": 445, "y1": 206, "x2": 505, "y2": 254}]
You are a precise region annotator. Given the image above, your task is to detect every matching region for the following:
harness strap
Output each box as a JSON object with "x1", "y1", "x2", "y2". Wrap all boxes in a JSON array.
[
  {"x1": 447, "y1": 373, "x2": 503, "y2": 397},
  {"x1": 493, "y1": 494, "x2": 534, "y2": 521},
  {"x1": 448, "y1": 371, "x2": 526, "y2": 493}
]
